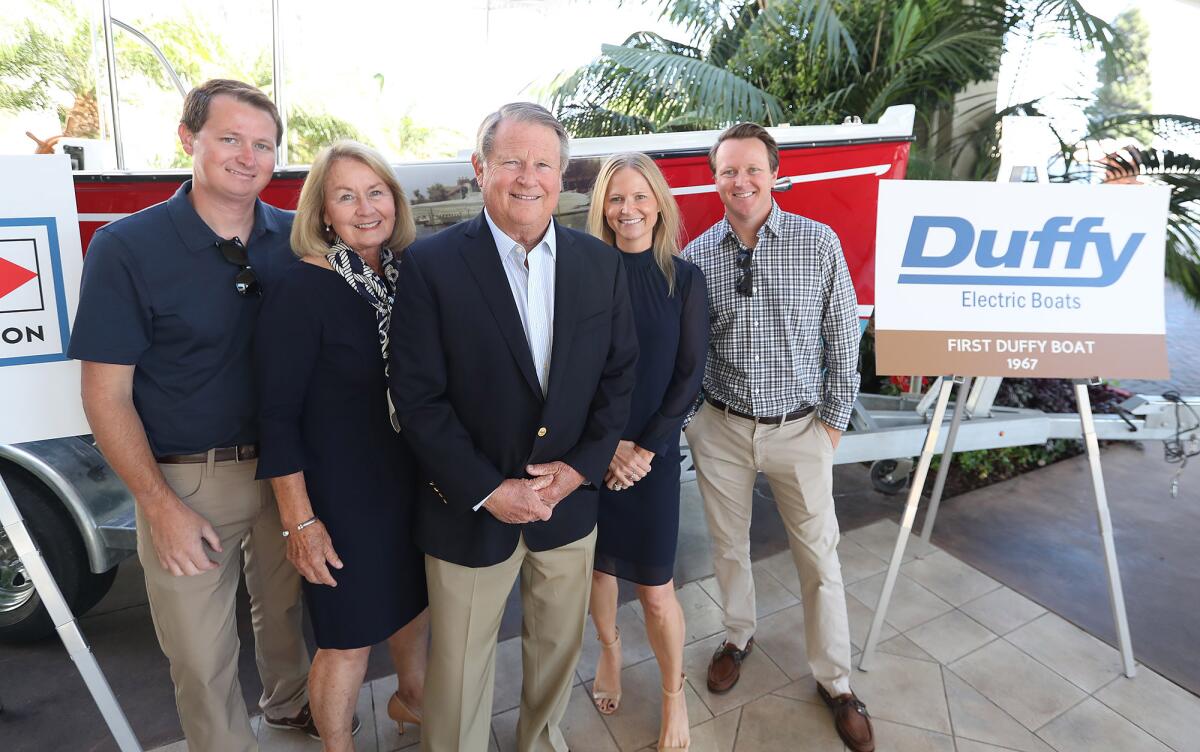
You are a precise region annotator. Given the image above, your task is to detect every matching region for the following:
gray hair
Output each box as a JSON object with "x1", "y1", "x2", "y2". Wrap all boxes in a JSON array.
[{"x1": 475, "y1": 102, "x2": 570, "y2": 171}]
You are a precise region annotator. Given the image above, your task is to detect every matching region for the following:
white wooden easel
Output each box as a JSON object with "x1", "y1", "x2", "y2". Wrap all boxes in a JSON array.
[{"x1": 0, "y1": 477, "x2": 143, "y2": 750}]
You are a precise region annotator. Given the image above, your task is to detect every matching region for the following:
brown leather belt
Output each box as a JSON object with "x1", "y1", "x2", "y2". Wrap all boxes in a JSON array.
[
  {"x1": 156, "y1": 444, "x2": 259, "y2": 464},
  {"x1": 707, "y1": 396, "x2": 814, "y2": 425}
]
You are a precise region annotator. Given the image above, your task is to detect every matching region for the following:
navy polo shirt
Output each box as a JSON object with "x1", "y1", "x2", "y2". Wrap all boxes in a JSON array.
[{"x1": 68, "y1": 181, "x2": 297, "y2": 456}]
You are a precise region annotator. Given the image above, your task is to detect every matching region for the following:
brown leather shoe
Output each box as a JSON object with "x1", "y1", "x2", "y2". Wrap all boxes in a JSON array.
[
  {"x1": 817, "y1": 683, "x2": 874, "y2": 752},
  {"x1": 706, "y1": 637, "x2": 754, "y2": 693}
]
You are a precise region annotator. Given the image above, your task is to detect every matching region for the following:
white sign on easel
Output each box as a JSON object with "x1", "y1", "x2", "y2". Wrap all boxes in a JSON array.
[
  {"x1": 0, "y1": 155, "x2": 142, "y2": 751},
  {"x1": 873, "y1": 180, "x2": 1170, "y2": 378},
  {"x1": 0, "y1": 155, "x2": 90, "y2": 445},
  {"x1": 861, "y1": 128, "x2": 1169, "y2": 679}
]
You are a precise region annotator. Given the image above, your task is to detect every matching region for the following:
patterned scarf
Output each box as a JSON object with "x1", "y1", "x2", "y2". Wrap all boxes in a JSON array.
[{"x1": 326, "y1": 239, "x2": 403, "y2": 431}]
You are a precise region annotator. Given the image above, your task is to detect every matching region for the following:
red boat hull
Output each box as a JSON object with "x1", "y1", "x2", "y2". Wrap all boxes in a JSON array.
[{"x1": 73, "y1": 138, "x2": 909, "y2": 317}]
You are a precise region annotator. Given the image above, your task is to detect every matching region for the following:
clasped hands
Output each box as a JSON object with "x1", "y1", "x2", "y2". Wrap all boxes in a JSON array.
[
  {"x1": 604, "y1": 440, "x2": 654, "y2": 491},
  {"x1": 484, "y1": 461, "x2": 584, "y2": 524}
]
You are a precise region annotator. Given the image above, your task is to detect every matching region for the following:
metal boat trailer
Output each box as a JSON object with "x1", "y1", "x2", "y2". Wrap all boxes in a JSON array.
[
  {"x1": 835, "y1": 378, "x2": 1197, "y2": 483},
  {"x1": 681, "y1": 378, "x2": 1200, "y2": 497},
  {"x1": 819, "y1": 376, "x2": 1197, "y2": 682},
  {"x1": 7, "y1": 378, "x2": 1196, "y2": 647}
]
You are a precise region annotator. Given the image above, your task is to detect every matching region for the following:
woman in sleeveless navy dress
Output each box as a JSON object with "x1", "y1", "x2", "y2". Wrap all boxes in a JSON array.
[{"x1": 585, "y1": 153, "x2": 708, "y2": 752}]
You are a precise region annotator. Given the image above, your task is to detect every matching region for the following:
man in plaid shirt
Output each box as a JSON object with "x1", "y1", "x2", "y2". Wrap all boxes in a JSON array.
[{"x1": 682, "y1": 123, "x2": 873, "y2": 752}]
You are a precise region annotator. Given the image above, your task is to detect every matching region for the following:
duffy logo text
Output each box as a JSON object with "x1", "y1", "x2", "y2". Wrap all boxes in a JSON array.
[{"x1": 897, "y1": 215, "x2": 1144, "y2": 287}]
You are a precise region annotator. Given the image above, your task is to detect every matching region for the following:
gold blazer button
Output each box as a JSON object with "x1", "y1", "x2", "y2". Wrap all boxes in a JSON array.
[{"x1": 537, "y1": 426, "x2": 548, "y2": 437}]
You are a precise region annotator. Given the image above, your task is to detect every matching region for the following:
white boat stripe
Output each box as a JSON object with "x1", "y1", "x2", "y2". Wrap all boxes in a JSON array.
[
  {"x1": 669, "y1": 184, "x2": 717, "y2": 196},
  {"x1": 790, "y1": 163, "x2": 893, "y2": 183},
  {"x1": 79, "y1": 213, "x2": 129, "y2": 222},
  {"x1": 669, "y1": 164, "x2": 893, "y2": 196},
  {"x1": 858, "y1": 305, "x2": 874, "y2": 319}
]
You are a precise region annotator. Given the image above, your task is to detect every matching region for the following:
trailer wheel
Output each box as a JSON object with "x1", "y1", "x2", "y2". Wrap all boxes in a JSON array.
[
  {"x1": 0, "y1": 468, "x2": 113, "y2": 643},
  {"x1": 870, "y1": 459, "x2": 911, "y2": 496},
  {"x1": 73, "y1": 564, "x2": 119, "y2": 617}
]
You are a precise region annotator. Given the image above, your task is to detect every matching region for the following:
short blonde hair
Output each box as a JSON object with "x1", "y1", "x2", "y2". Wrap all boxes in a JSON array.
[
  {"x1": 587, "y1": 152, "x2": 682, "y2": 294},
  {"x1": 291, "y1": 141, "x2": 415, "y2": 258}
]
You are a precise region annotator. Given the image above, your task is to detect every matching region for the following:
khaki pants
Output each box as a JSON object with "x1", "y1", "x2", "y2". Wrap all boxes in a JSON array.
[
  {"x1": 138, "y1": 457, "x2": 309, "y2": 752},
  {"x1": 422, "y1": 528, "x2": 597, "y2": 752},
  {"x1": 686, "y1": 403, "x2": 852, "y2": 695}
]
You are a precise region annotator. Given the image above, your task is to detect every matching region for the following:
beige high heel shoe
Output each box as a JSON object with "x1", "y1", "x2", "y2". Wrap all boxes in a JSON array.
[
  {"x1": 387, "y1": 691, "x2": 422, "y2": 735},
  {"x1": 658, "y1": 674, "x2": 690, "y2": 751},
  {"x1": 591, "y1": 627, "x2": 622, "y2": 715}
]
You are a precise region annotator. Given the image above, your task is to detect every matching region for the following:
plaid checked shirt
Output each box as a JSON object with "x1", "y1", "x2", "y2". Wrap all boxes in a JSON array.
[{"x1": 681, "y1": 202, "x2": 861, "y2": 430}]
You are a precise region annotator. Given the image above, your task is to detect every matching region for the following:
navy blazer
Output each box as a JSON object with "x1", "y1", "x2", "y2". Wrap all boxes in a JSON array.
[{"x1": 389, "y1": 212, "x2": 638, "y2": 568}]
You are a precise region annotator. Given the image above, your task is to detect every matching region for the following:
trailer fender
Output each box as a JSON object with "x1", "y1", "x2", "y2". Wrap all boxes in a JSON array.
[{"x1": 0, "y1": 437, "x2": 136, "y2": 575}]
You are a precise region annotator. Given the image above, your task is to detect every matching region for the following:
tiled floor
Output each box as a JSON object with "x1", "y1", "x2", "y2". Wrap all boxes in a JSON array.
[{"x1": 147, "y1": 518, "x2": 1200, "y2": 752}]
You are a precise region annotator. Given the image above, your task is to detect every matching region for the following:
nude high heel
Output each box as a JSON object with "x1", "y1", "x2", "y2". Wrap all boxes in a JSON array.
[
  {"x1": 591, "y1": 627, "x2": 622, "y2": 715},
  {"x1": 657, "y1": 674, "x2": 690, "y2": 751},
  {"x1": 387, "y1": 691, "x2": 422, "y2": 735}
]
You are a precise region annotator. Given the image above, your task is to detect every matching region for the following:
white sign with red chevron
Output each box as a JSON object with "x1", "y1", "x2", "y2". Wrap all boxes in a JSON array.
[{"x1": 0, "y1": 155, "x2": 88, "y2": 444}]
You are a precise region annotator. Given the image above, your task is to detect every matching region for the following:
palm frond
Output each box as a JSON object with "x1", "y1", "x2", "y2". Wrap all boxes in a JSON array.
[
  {"x1": 1087, "y1": 145, "x2": 1200, "y2": 302},
  {"x1": 622, "y1": 30, "x2": 703, "y2": 59},
  {"x1": 652, "y1": 0, "x2": 736, "y2": 46},
  {"x1": 659, "y1": 110, "x2": 717, "y2": 131},
  {"x1": 708, "y1": 1, "x2": 771, "y2": 69},
  {"x1": 548, "y1": 55, "x2": 677, "y2": 127},
  {"x1": 599, "y1": 43, "x2": 785, "y2": 126},
  {"x1": 1098, "y1": 147, "x2": 1200, "y2": 182},
  {"x1": 1086, "y1": 114, "x2": 1200, "y2": 147},
  {"x1": 818, "y1": 24, "x2": 1001, "y2": 122},
  {"x1": 557, "y1": 104, "x2": 656, "y2": 138},
  {"x1": 1013, "y1": 0, "x2": 1119, "y2": 61},
  {"x1": 790, "y1": 0, "x2": 860, "y2": 67},
  {"x1": 788, "y1": 0, "x2": 860, "y2": 68}
]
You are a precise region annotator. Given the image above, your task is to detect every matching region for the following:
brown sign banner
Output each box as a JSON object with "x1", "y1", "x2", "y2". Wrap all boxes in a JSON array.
[{"x1": 876, "y1": 331, "x2": 1169, "y2": 379}]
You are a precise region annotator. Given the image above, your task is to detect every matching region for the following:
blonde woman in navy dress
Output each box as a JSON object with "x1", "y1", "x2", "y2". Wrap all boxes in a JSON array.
[
  {"x1": 256, "y1": 142, "x2": 428, "y2": 749},
  {"x1": 586, "y1": 153, "x2": 708, "y2": 752}
]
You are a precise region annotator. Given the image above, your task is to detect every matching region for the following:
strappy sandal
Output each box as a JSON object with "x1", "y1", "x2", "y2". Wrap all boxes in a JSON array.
[
  {"x1": 387, "y1": 691, "x2": 422, "y2": 735},
  {"x1": 591, "y1": 627, "x2": 622, "y2": 715},
  {"x1": 657, "y1": 673, "x2": 690, "y2": 751}
]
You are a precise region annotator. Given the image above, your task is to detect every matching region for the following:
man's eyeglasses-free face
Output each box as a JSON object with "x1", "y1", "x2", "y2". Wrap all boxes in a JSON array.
[
  {"x1": 217, "y1": 238, "x2": 261, "y2": 297},
  {"x1": 736, "y1": 247, "x2": 753, "y2": 297}
]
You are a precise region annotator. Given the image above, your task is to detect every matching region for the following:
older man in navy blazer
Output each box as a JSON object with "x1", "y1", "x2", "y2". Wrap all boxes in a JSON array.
[{"x1": 389, "y1": 102, "x2": 638, "y2": 752}]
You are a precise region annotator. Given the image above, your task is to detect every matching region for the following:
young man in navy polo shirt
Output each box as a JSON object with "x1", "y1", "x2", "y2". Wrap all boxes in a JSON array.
[{"x1": 69, "y1": 79, "x2": 312, "y2": 752}]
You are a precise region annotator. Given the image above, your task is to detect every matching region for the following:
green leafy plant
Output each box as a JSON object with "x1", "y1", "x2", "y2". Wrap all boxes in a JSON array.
[
  {"x1": 931, "y1": 440, "x2": 1078, "y2": 484},
  {"x1": 549, "y1": 0, "x2": 1113, "y2": 142}
]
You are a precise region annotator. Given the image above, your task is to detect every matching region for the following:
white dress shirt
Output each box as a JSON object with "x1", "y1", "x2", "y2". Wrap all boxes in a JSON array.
[
  {"x1": 484, "y1": 209, "x2": 556, "y2": 393},
  {"x1": 476, "y1": 209, "x2": 557, "y2": 509}
]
